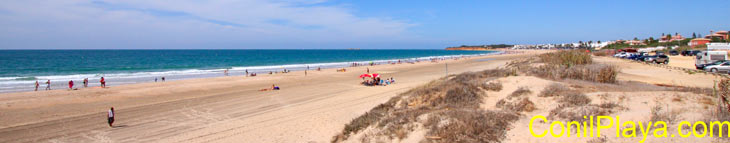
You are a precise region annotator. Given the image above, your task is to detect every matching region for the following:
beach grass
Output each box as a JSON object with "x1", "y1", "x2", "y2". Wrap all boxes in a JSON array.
[{"x1": 332, "y1": 69, "x2": 517, "y2": 142}]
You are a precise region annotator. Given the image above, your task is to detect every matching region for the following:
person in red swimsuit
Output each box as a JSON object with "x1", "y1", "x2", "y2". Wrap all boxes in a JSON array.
[{"x1": 100, "y1": 77, "x2": 106, "y2": 88}]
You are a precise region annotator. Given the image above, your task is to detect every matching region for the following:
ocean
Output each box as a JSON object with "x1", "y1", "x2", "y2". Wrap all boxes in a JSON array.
[{"x1": 0, "y1": 49, "x2": 498, "y2": 93}]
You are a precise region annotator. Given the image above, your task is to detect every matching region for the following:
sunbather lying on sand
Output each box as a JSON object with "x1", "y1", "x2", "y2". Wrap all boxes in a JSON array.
[{"x1": 259, "y1": 84, "x2": 281, "y2": 91}]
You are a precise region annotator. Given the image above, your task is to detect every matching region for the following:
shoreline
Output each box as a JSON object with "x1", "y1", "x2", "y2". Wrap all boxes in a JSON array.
[
  {"x1": 0, "y1": 50, "x2": 527, "y2": 126},
  {"x1": 0, "y1": 51, "x2": 500, "y2": 94}
]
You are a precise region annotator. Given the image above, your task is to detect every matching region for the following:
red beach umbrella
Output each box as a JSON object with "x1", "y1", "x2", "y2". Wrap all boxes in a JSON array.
[
  {"x1": 359, "y1": 74, "x2": 372, "y2": 78},
  {"x1": 372, "y1": 73, "x2": 380, "y2": 78}
]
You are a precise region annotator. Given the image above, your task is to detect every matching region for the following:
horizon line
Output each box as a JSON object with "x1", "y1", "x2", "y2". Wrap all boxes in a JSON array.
[{"x1": 0, "y1": 48, "x2": 459, "y2": 50}]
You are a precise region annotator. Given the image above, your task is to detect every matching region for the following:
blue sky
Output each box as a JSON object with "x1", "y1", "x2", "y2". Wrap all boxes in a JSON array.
[{"x1": 0, "y1": 0, "x2": 729, "y2": 49}]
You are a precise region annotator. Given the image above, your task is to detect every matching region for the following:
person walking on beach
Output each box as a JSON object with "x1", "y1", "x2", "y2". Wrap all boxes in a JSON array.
[
  {"x1": 83, "y1": 78, "x2": 88, "y2": 88},
  {"x1": 155, "y1": 78, "x2": 158, "y2": 82},
  {"x1": 107, "y1": 107, "x2": 115, "y2": 127},
  {"x1": 367, "y1": 68, "x2": 370, "y2": 73},
  {"x1": 45, "y1": 80, "x2": 51, "y2": 90},
  {"x1": 35, "y1": 81, "x2": 39, "y2": 91},
  {"x1": 161, "y1": 77, "x2": 165, "y2": 82},
  {"x1": 245, "y1": 69, "x2": 249, "y2": 77},
  {"x1": 305, "y1": 70, "x2": 307, "y2": 76},
  {"x1": 68, "y1": 80, "x2": 74, "y2": 89},
  {"x1": 100, "y1": 77, "x2": 106, "y2": 88},
  {"x1": 224, "y1": 69, "x2": 229, "y2": 76}
]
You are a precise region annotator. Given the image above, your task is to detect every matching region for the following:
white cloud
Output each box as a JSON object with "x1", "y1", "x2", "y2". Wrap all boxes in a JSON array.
[{"x1": 0, "y1": 0, "x2": 416, "y2": 49}]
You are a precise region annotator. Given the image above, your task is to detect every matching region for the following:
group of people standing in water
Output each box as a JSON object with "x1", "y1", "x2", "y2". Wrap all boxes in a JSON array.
[{"x1": 35, "y1": 77, "x2": 106, "y2": 91}]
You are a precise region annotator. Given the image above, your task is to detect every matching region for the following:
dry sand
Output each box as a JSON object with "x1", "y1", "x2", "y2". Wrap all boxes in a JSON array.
[
  {"x1": 492, "y1": 55, "x2": 722, "y2": 143},
  {"x1": 337, "y1": 52, "x2": 725, "y2": 143},
  {"x1": 502, "y1": 55, "x2": 723, "y2": 143},
  {"x1": 595, "y1": 56, "x2": 720, "y2": 88},
  {"x1": 499, "y1": 76, "x2": 719, "y2": 143},
  {"x1": 0, "y1": 51, "x2": 544, "y2": 142},
  {"x1": 667, "y1": 55, "x2": 699, "y2": 70}
]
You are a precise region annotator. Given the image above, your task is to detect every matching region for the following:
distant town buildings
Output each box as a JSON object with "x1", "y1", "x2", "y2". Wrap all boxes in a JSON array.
[
  {"x1": 453, "y1": 29, "x2": 729, "y2": 50},
  {"x1": 659, "y1": 33, "x2": 684, "y2": 42},
  {"x1": 623, "y1": 40, "x2": 645, "y2": 45},
  {"x1": 510, "y1": 41, "x2": 606, "y2": 50}
]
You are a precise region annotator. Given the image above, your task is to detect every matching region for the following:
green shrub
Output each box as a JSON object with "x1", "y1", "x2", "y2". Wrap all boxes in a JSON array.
[{"x1": 539, "y1": 50, "x2": 592, "y2": 67}]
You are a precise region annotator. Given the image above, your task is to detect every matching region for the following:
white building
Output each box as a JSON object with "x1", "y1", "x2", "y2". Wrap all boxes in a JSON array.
[{"x1": 707, "y1": 43, "x2": 730, "y2": 50}]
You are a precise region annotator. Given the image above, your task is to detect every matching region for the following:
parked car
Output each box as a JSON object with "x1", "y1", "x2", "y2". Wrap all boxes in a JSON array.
[
  {"x1": 613, "y1": 52, "x2": 625, "y2": 58},
  {"x1": 681, "y1": 50, "x2": 701, "y2": 56},
  {"x1": 669, "y1": 50, "x2": 679, "y2": 56},
  {"x1": 691, "y1": 50, "x2": 702, "y2": 56},
  {"x1": 704, "y1": 61, "x2": 730, "y2": 73},
  {"x1": 625, "y1": 52, "x2": 644, "y2": 60},
  {"x1": 696, "y1": 60, "x2": 728, "y2": 70},
  {"x1": 622, "y1": 53, "x2": 636, "y2": 59},
  {"x1": 643, "y1": 55, "x2": 669, "y2": 64},
  {"x1": 613, "y1": 52, "x2": 632, "y2": 58},
  {"x1": 626, "y1": 54, "x2": 643, "y2": 60},
  {"x1": 685, "y1": 50, "x2": 701, "y2": 56},
  {"x1": 629, "y1": 52, "x2": 650, "y2": 61}
]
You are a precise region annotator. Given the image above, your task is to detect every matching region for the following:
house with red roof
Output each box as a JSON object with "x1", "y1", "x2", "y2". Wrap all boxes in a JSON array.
[
  {"x1": 705, "y1": 30, "x2": 729, "y2": 40},
  {"x1": 689, "y1": 38, "x2": 711, "y2": 47},
  {"x1": 659, "y1": 33, "x2": 685, "y2": 42}
]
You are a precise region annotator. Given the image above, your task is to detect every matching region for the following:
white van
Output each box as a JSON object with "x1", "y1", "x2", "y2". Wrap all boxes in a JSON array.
[{"x1": 696, "y1": 51, "x2": 728, "y2": 69}]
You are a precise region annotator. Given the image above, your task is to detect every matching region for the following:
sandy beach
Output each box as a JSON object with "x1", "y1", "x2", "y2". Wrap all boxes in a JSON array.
[{"x1": 0, "y1": 51, "x2": 541, "y2": 142}]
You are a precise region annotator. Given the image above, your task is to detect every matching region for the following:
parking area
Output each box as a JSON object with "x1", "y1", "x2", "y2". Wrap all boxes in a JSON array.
[{"x1": 667, "y1": 55, "x2": 697, "y2": 69}]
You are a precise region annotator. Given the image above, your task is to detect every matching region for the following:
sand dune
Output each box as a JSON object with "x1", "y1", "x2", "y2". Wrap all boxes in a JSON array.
[{"x1": 333, "y1": 50, "x2": 724, "y2": 143}]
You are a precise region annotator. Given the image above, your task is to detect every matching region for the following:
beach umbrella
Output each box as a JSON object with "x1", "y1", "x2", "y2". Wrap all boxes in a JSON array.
[
  {"x1": 359, "y1": 74, "x2": 372, "y2": 78},
  {"x1": 372, "y1": 73, "x2": 380, "y2": 78}
]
